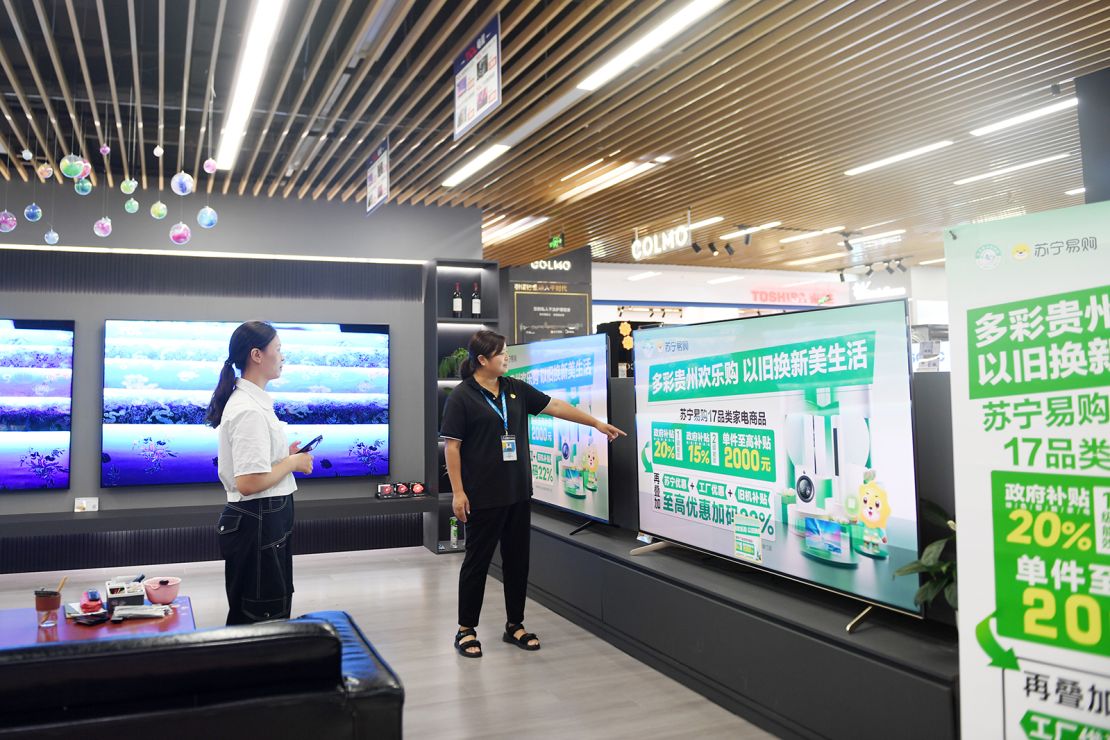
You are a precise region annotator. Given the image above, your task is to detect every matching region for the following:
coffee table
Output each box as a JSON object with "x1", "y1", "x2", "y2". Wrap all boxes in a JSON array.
[{"x1": 0, "y1": 596, "x2": 195, "y2": 648}]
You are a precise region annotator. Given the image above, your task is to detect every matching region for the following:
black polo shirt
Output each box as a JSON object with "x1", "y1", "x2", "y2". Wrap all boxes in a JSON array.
[{"x1": 440, "y1": 375, "x2": 551, "y2": 510}]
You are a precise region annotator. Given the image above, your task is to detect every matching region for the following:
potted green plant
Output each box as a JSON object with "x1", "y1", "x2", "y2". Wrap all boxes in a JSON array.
[
  {"x1": 895, "y1": 500, "x2": 957, "y2": 611},
  {"x1": 438, "y1": 347, "x2": 469, "y2": 379}
]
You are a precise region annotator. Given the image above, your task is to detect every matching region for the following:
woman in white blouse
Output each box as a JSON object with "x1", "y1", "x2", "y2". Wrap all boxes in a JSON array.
[{"x1": 205, "y1": 321, "x2": 314, "y2": 624}]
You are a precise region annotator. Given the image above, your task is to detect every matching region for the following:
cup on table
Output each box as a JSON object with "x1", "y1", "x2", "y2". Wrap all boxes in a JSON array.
[{"x1": 34, "y1": 588, "x2": 61, "y2": 628}]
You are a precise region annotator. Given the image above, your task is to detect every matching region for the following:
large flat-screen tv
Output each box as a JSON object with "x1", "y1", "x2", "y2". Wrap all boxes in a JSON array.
[
  {"x1": 634, "y1": 300, "x2": 922, "y2": 615},
  {"x1": 0, "y1": 319, "x2": 75, "y2": 491},
  {"x1": 506, "y1": 333, "x2": 611, "y2": 523},
  {"x1": 102, "y1": 320, "x2": 389, "y2": 487}
]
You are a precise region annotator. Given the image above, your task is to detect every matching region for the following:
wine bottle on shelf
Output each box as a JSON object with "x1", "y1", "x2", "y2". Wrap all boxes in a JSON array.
[
  {"x1": 451, "y1": 282, "x2": 463, "y2": 318},
  {"x1": 470, "y1": 281, "x2": 482, "y2": 319}
]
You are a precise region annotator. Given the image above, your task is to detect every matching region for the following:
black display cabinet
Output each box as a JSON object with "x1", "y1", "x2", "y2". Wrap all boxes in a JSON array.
[{"x1": 422, "y1": 258, "x2": 500, "y2": 553}]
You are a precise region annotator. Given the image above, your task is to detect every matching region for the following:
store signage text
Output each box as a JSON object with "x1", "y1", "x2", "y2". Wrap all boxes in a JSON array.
[
  {"x1": 529, "y1": 259, "x2": 572, "y2": 271},
  {"x1": 632, "y1": 225, "x2": 690, "y2": 261}
]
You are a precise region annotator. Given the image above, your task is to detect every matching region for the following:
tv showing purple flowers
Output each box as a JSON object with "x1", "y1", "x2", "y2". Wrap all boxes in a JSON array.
[
  {"x1": 0, "y1": 319, "x2": 74, "y2": 491},
  {"x1": 102, "y1": 320, "x2": 389, "y2": 487}
]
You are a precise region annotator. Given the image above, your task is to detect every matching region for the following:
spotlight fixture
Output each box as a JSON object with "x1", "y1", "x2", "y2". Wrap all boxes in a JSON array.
[
  {"x1": 709, "y1": 242, "x2": 719, "y2": 256},
  {"x1": 840, "y1": 231, "x2": 854, "y2": 251},
  {"x1": 865, "y1": 264, "x2": 874, "y2": 278},
  {"x1": 838, "y1": 270, "x2": 845, "y2": 283},
  {"x1": 896, "y1": 258, "x2": 908, "y2": 273},
  {"x1": 885, "y1": 262, "x2": 895, "y2": 275},
  {"x1": 743, "y1": 233, "x2": 752, "y2": 246},
  {"x1": 724, "y1": 243, "x2": 734, "y2": 256},
  {"x1": 691, "y1": 241, "x2": 702, "y2": 254}
]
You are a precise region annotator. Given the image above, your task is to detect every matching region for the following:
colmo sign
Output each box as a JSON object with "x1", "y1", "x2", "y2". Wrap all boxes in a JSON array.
[{"x1": 632, "y1": 225, "x2": 690, "y2": 261}]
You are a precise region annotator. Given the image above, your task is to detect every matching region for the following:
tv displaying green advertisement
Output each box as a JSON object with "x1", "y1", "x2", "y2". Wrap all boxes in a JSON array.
[
  {"x1": 506, "y1": 333, "x2": 611, "y2": 523},
  {"x1": 634, "y1": 300, "x2": 922, "y2": 615}
]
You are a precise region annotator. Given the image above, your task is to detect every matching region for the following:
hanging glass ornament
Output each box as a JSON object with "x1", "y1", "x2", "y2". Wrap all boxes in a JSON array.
[
  {"x1": 93, "y1": 217, "x2": 112, "y2": 238},
  {"x1": 124, "y1": 198, "x2": 140, "y2": 214},
  {"x1": 23, "y1": 203, "x2": 42, "y2": 222},
  {"x1": 150, "y1": 200, "x2": 167, "y2": 219},
  {"x1": 203, "y1": 158, "x2": 218, "y2": 174},
  {"x1": 75, "y1": 160, "x2": 92, "y2": 180},
  {"x1": 44, "y1": 229, "x2": 59, "y2": 245},
  {"x1": 0, "y1": 210, "x2": 16, "y2": 232},
  {"x1": 196, "y1": 205, "x2": 218, "y2": 229},
  {"x1": 171, "y1": 171, "x2": 195, "y2": 196},
  {"x1": 20, "y1": 149, "x2": 32, "y2": 161},
  {"x1": 99, "y1": 145, "x2": 111, "y2": 156},
  {"x1": 153, "y1": 145, "x2": 164, "y2": 158},
  {"x1": 36, "y1": 162, "x2": 53, "y2": 179},
  {"x1": 169, "y1": 222, "x2": 191, "y2": 245},
  {"x1": 74, "y1": 179, "x2": 93, "y2": 196},
  {"x1": 120, "y1": 178, "x2": 138, "y2": 195},
  {"x1": 60, "y1": 154, "x2": 83, "y2": 178}
]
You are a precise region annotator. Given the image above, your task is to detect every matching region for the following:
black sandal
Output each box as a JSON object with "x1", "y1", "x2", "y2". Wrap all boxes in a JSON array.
[
  {"x1": 503, "y1": 622, "x2": 541, "y2": 651},
  {"x1": 454, "y1": 628, "x2": 482, "y2": 658}
]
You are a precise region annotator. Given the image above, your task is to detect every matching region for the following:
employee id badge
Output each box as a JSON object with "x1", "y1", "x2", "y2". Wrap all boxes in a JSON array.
[{"x1": 501, "y1": 435, "x2": 518, "y2": 461}]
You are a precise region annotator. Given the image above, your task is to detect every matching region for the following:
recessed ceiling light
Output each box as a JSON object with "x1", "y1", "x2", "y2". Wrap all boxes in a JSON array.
[
  {"x1": 443, "y1": 144, "x2": 512, "y2": 187},
  {"x1": 779, "y1": 226, "x2": 845, "y2": 244},
  {"x1": 556, "y1": 161, "x2": 657, "y2": 203},
  {"x1": 844, "y1": 141, "x2": 954, "y2": 176},
  {"x1": 720, "y1": 221, "x2": 781, "y2": 240},
  {"x1": 1065, "y1": 187, "x2": 1086, "y2": 196},
  {"x1": 688, "y1": 216, "x2": 724, "y2": 230},
  {"x1": 857, "y1": 219, "x2": 897, "y2": 231},
  {"x1": 654, "y1": 155, "x2": 673, "y2": 163},
  {"x1": 784, "y1": 252, "x2": 844, "y2": 266},
  {"x1": 954, "y1": 153, "x2": 1069, "y2": 185},
  {"x1": 482, "y1": 216, "x2": 549, "y2": 245},
  {"x1": 919, "y1": 257, "x2": 946, "y2": 266},
  {"x1": 627, "y1": 271, "x2": 662, "y2": 282},
  {"x1": 577, "y1": 0, "x2": 726, "y2": 91},
  {"x1": 969, "y1": 98, "x2": 1077, "y2": 137},
  {"x1": 559, "y1": 158, "x2": 605, "y2": 182},
  {"x1": 707, "y1": 275, "x2": 744, "y2": 285},
  {"x1": 847, "y1": 229, "x2": 906, "y2": 245}
]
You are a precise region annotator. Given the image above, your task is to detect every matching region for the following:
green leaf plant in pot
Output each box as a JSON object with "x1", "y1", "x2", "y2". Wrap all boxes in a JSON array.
[
  {"x1": 438, "y1": 347, "x2": 469, "y2": 379},
  {"x1": 895, "y1": 500, "x2": 957, "y2": 611}
]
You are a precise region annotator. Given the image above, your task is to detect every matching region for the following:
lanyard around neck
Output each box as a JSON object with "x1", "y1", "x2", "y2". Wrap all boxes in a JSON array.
[{"x1": 482, "y1": 387, "x2": 509, "y2": 434}]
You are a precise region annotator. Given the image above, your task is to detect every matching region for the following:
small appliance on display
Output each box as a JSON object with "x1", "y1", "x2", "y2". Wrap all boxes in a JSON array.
[
  {"x1": 633, "y1": 300, "x2": 922, "y2": 616},
  {"x1": 410, "y1": 481, "x2": 426, "y2": 496},
  {"x1": 505, "y1": 333, "x2": 612, "y2": 523},
  {"x1": 393, "y1": 482, "x2": 411, "y2": 498},
  {"x1": 376, "y1": 483, "x2": 395, "y2": 499}
]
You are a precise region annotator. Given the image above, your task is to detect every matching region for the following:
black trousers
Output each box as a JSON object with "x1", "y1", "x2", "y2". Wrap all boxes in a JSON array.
[
  {"x1": 217, "y1": 495, "x2": 295, "y2": 625},
  {"x1": 458, "y1": 498, "x2": 531, "y2": 628}
]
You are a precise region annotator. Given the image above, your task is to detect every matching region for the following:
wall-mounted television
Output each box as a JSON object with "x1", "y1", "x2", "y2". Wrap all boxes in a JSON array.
[
  {"x1": 0, "y1": 319, "x2": 75, "y2": 491},
  {"x1": 506, "y1": 333, "x2": 611, "y2": 523},
  {"x1": 102, "y1": 320, "x2": 388, "y2": 487},
  {"x1": 634, "y1": 300, "x2": 922, "y2": 615}
]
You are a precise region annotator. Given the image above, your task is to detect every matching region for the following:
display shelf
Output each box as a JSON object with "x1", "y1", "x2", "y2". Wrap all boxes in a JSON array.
[{"x1": 423, "y1": 258, "x2": 500, "y2": 552}]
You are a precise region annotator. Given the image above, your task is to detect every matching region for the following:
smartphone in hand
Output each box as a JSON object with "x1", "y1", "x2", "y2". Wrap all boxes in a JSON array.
[{"x1": 298, "y1": 435, "x2": 323, "y2": 453}]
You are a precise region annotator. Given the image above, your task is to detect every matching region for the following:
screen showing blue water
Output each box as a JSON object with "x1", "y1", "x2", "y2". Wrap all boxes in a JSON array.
[
  {"x1": 0, "y1": 319, "x2": 74, "y2": 491},
  {"x1": 102, "y1": 320, "x2": 389, "y2": 487}
]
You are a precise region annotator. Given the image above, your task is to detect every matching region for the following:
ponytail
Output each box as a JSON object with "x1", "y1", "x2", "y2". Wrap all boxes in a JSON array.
[
  {"x1": 460, "y1": 329, "x2": 506, "y2": 381},
  {"x1": 205, "y1": 361, "x2": 237, "y2": 427},
  {"x1": 204, "y1": 321, "x2": 277, "y2": 427}
]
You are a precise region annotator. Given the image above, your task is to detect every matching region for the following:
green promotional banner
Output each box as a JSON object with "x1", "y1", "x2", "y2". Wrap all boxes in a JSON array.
[
  {"x1": 647, "y1": 332, "x2": 876, "y2": 402},
  {"x1": 947, "y1": 200, "x2": 1110, "y2": 739},
  {"x1": 650, "y1": 421, "x2": 776, "y2": 482}
]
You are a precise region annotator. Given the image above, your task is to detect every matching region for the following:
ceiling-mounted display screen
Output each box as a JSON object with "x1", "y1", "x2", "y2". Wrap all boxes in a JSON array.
[
  {"x1": 634, "y1": 300, "x2": 922, "y2": 615},
  {"x1": 102, "y1": 320, "x2": 388, "y2": 487}
]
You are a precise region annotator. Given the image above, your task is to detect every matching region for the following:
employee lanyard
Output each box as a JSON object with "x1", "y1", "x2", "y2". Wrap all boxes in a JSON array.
[{"x1": 483, "y1": 389, "x2": 509, "y2": 434}]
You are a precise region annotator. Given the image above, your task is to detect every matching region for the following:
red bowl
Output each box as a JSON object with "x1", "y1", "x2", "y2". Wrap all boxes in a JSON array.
[{"x1": 143, "y1": 577, "x2": 181, "y2": 604}]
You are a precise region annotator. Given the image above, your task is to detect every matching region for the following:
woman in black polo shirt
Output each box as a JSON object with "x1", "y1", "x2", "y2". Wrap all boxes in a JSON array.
[{"x1": 441, "y1": 330, "x2": 624, "y2": 658}]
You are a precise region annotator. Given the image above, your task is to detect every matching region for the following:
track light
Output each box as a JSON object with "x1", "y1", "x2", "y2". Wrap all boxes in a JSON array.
[
  {"x1": 743, "y1": 233, "x2": 751, "y2": 246},
  {"x1": 838, "y1": 270, "x2": 845, "y2": 283},
  {"x1": 896, "y1": 258, "x2": 908, "y2": 273},
  {"x1": 841, "y1": 232, "x2": 854, "y2": 251},
  {"x1": 709, "y1": 242, "x2": 719, "y2": 256},
  {"x1": 724, "y1": 243, "x2": 734, "y2": 256},
  {"x1": 885, "y1": 262, "x2": 895, "y2": 275},
  {"x1": 865, "y1": 265, "x2": 874, "y2": 278},
  {"x1": 691, "y1": 241, "x2": 702, "y2": 254}
]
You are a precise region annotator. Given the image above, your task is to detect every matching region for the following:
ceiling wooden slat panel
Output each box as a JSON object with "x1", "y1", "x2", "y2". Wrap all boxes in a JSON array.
[{"x1": 0, "y1": 0, "x2": 1102, "y2": 274}]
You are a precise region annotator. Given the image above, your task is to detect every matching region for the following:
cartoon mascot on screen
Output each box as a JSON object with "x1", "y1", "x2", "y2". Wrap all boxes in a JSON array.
[
  {"x1": 857, "y1": 470, "x2": 892, "y2": 558},
  {"x1": 583, "y1": 439, "x2": 600, "y2": 493}
]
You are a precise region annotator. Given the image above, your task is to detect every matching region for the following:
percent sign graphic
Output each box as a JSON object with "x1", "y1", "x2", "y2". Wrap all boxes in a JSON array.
[{"x1": 1062, "y1": 521, "x2": 1092, "y2": 551}]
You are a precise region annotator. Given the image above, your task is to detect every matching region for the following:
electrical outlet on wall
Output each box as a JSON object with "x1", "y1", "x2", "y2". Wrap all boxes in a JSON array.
[{"x1": 74, "y1": 497, "x2": 99, "y2": 513}]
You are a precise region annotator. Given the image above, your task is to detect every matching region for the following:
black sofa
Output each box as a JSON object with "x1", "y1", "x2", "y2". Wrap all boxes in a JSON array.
[{"x1": 0, "y1": 610, "x2": 403, "y2": 738}]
